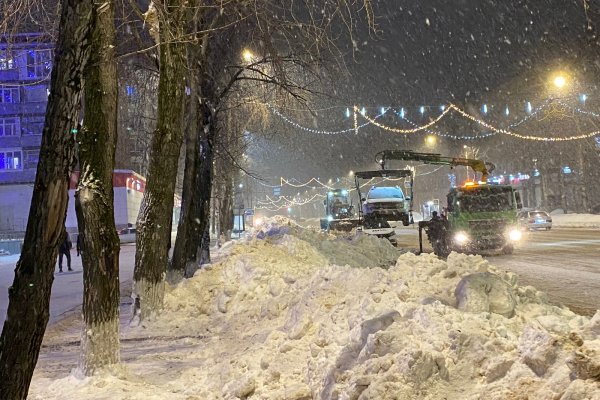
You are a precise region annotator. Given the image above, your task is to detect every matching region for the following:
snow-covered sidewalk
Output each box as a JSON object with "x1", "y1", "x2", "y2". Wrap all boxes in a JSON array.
[
  {"x1": 551, "y1": 212, "x2": 600, "y2": 229},
  {"x1": 26, "y1": 218, "x2": 600, "y2": 399}
]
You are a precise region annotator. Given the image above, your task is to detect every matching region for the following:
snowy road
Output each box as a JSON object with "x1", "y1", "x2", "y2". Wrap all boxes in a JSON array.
[
  {"x1": 0, "y1": 245, "x2": 136, "y2": 327},
  {"x1": 394, "y1": 227, "x2": 600, "y2": 316},
  {"x1": 489, "y1": 229, "x2": 600, "y2": 316}
]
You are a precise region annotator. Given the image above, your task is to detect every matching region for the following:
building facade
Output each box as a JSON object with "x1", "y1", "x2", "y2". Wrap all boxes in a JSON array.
[{"x1": 0, "y1": 33, "x2": 52, "y2": 185}]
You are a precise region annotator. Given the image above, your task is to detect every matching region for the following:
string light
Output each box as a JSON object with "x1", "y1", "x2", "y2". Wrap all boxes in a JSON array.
[
  {"x1": 355, "y1": 105, "x2": 451, "y2": 133},
  {"x1": 268, "y1": 104, "x2": 381, "y2": 135},
  {"x1": 449, "y1": 103, "x2": 600, "y2": 141}
]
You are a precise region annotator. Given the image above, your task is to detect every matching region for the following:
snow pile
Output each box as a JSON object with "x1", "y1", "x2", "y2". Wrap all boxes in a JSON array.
[
  {"x1": 29, "y1": 221, "x2": 600, "y2": 399},
  {"x1": 550, "y1": 213, "x2": 600, "y2": 229}
]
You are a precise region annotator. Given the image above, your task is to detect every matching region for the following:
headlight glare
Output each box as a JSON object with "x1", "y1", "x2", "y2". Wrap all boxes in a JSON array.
[
  {"x1": 508, "y1": 229, "x2": 522, "y2": 241},
  {"x1": 454, "y1": 232, "x2": 469, "y2": 244}
]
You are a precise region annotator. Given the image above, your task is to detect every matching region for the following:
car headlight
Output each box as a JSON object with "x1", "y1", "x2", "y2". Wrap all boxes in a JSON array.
[
  {"x1": 327, "y1": 215, "x2": 334, "y2": 221},
  {"x1": 508, "y1": 229, "x2": 522, "y2": 241},
  {"x1": 254, "y1": 217, "x2": 263, "y2": 226},
  {"x1": 454, "y1": 232, "x2": 469, "y2": 244}
]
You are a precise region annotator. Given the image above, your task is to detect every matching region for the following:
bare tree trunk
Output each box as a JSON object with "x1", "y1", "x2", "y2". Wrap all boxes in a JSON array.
[
  {"x1": 131, "y1": 2, "x2": 186, "y2": 324},
  {"x1": 0, "y1": 0, "x2": 94, "y2": 397},
  {"x1": 75, "y1": 0, "x2": 120, "y2": 375},
  {"x1": 170, "y1": 76, "x2": 201, "y2": 280}
]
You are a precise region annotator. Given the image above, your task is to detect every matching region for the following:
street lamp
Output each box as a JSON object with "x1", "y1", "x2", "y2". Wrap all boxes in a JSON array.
[
  {"x1": 425, "y1": 135, "x2": 436, "y2": 146},
  {"x1": 242, "y1": 49, "x2": 254, "y2": 63},
  {"x1": 553, "y1": 75, "x2": 567, "y2": 89}
]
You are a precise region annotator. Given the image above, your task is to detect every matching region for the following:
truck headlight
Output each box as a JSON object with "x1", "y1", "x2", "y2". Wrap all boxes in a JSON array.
[
  {"x1": 508, "y1": 229, "x2": 522, "y2": 241},
  {"x1": 454, "y1": 232, "x2": 469, "y2": 244},
  {"x1": 327, "y1": 215, "x2": 334, "y2": 222}
]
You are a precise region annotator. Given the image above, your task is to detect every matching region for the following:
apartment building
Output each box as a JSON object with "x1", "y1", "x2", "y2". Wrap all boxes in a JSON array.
[{"x1": 0, "y1": 33, "x2": 51, "y2": 185}]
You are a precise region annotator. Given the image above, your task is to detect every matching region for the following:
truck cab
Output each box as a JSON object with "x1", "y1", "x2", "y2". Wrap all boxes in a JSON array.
[{"x1": 445, "y1": 182, "x2": 522, "y2": 253}]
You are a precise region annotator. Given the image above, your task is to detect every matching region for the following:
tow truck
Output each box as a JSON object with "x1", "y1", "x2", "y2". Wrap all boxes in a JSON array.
[
  {"x1": 319, "y1": 188, "x2": 360, "y2": 231},
  {"x1": 375, "y1": 150, "x2": 522, "y2": 256}
]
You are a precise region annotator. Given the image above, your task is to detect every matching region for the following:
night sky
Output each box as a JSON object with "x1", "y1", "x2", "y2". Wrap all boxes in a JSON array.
[{"x1": 248, "y1": 1, "x2": 598, "y2": 186}]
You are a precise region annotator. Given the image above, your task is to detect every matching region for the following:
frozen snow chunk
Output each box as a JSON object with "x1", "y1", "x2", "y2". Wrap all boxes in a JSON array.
[
  {"x1": 223, "y1": 374, "x2": 256, "y2": 398},
  {"x1": 518, "y1": 326, "x2": 559, "y2": 376},
  {"x1": 566, "y1": 340, "x2": 600, "y2": 380},
  {"x1": 588, "y1": 311, "x2": 600, "y2": 336},
  {"x1": 483, "y1": 356, "x2": 514, "y2": 383},
  {"x1": 455, "y1": 272, "x2": 517, "y2": 318},
  {"x1": 281, "y1": 383, "x2": 312, "y2": 400},
  {"x1": 560, "y1": 379, "x2": 600, "y2": 400},
  {"x1": 396, "y1": 349, "x2": 449, "y2": 382}
]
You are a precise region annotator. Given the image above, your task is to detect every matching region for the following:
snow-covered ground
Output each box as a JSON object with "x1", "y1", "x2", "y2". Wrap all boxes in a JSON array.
[
  {"x1": 28, "y1": 217, "x2": 600, "y2": 399},
  {"x1": 551, "y1": 212, "x2": 600, "y2": 229}
]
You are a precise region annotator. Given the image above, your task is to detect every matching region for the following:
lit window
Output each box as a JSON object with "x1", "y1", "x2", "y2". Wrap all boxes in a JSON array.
[
  {"x1": 126, "y1": 85, "x2": 136, "y2": 96},
  {"x1": 0, "y1": 50, "x2": 16, "y2": 70},
  {"x1": 0, "y1": 117, "x2": 19, "y2": 136},
  {"x1": 0, "y1": 87, "x2": 19, "y2": 103},
  {"x1": 26, "y1": 49, "x2": 53, "y2": 79},
  {"x1": 0, "y1": 149, "x2": 23, "y2": 170}
]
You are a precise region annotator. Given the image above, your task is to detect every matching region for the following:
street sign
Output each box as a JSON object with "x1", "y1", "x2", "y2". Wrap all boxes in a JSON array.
[
  {"x1": 245, "y1": 209, "x2": 254, "y2": 216},
  {"x1": 273, "y1": 186, "x2": 281, "y2": 196}
]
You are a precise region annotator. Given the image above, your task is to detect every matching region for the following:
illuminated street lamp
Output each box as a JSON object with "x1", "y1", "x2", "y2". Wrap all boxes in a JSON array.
[
  {"x1": 242, "y1": 49, "x2": 254, "y2": 63},
  {"x1": 425, "y1": 135, "x2": 436, "y2": 146},
  {"x1": 553, "y1": 75, "x2": 567, "y2": 89}
]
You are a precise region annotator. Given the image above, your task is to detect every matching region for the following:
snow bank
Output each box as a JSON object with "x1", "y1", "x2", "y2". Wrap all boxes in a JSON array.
[
  {"x1": 550, "y1": 213, "x2": 600, "y2": 229},
  {"x1": 29, "y1": 218, "x2": 600, "y2": 399}
]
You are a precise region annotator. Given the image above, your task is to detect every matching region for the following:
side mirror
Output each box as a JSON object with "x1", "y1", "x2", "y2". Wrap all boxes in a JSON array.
[
  {"x1": 361, "y1": 198, "x2": 366, "y2": 202},
  {"x1": 405, "y1": 197, "x2": 411, "y2": 201}
]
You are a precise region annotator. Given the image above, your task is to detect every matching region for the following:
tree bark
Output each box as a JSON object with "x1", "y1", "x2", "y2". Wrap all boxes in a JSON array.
[
  {"x1": 172, "y1": 102, "x2": 215, "y2": 278},
  {"x1": 0, "y1": 0, "x2": 95, "y2": 398},
  {"x1": 170, "y1": 75, "x2": 201, "y2": 280},
  {"x1": 132, "y1": 1, "x2": 186, "y2": 323},
  {"x1": 75, "y1": 0, "x2": 120, "y2": 375}
]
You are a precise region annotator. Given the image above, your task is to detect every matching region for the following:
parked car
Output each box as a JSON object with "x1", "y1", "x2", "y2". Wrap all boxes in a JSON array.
[
  {"x1": 118, "y1": 227, "x2": 137, "y2": 243},
  {"x1": 362, "y1": 186, "x2": 410, "y2": 226},
  {"x1": 518, "y1": 210, "x2": 552, "y2": 230}
]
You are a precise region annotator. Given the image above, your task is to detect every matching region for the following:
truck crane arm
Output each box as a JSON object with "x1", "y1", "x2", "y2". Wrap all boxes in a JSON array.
[{"x1": 375, "y1": 150, "x2": 495, "y2": 183}]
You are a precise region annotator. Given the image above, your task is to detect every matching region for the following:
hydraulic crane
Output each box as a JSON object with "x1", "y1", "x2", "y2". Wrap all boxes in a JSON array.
[{"x1": 375, "y1": 150, "x2": 495, "y2": 183}]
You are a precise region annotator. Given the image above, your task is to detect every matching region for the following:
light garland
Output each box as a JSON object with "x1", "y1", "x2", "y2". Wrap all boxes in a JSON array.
[
  {"x1": 400, "y1": 100, "x2": 551, "y2": 140},
  {"x1": 354, "y1": 105, "x2": 451, "y2": 133},
  {"x1": 268, "y1": 104, "x2": 380, "y2": 135},
  {"x1": 448, "y1": 104, "x2": 600, "y2": 141}
]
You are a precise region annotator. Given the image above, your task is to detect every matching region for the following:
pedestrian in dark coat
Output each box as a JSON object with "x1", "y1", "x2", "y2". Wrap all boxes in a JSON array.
[
  {"x1": 58, "y1": 231, "x2": 73, "y2": 272},
  {"x1": 76, "y1": 232, "x2": 84, "y2": 256}
]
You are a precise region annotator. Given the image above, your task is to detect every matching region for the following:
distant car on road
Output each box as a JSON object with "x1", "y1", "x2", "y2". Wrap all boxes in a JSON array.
[
  {"x1": 118, "y1": 227, "x2": 137, "y2": 243},
  {"x1": 518, "y1": 210, "x2": 552, "y2": 230}
]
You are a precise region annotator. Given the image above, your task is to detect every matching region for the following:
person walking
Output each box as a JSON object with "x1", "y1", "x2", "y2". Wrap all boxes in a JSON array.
[
  {"x1": 58, "y1": 231, "x2": 73, "y2": 272},
  {"x1": 76, "y1": 232, "x2": 84, "y2": 257}
]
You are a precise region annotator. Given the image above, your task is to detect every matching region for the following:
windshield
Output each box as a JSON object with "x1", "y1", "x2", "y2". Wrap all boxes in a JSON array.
[
  {"x1": 456, "y1": 186, "x2": 514, "y2": 213},
  {"x1": 531, "y1": 211, "x2": 549, "y2": 218},
  {"x1": 367, "y1": 187, "x2": 404, "y2": 200},
  {"x1": 330, "y1": 195, "x2": 349, "y2": 205}
]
